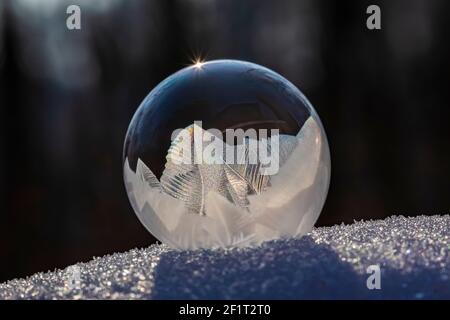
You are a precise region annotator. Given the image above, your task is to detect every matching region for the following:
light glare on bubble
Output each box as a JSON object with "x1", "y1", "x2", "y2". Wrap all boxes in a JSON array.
[{"x1": 193, "y1": 60, "x2": 204, "y2": 69}]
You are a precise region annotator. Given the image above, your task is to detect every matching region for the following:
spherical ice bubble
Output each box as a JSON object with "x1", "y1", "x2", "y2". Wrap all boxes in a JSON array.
[{"x1": 123, "y1": 59, "x2": 331, "y2": 249}]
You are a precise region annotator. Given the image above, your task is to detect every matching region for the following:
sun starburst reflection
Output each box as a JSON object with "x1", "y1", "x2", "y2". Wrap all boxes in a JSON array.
[{"x1": 192, "y1": 59, "x2": 205, "y2": 69}]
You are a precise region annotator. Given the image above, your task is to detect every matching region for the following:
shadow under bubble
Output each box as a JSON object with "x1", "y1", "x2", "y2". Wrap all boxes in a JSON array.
[
  {"x1": 150, "y1": 236, "x2": 450, "y2": 299},
  {"x1": 151, "y1": 236, "x2": 369, "y2": 299}
]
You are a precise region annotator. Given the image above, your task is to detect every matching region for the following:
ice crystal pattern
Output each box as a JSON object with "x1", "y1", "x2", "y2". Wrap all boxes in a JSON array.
[{"x1": 124, "y1": 116, "x2": 329, "y2": 249}]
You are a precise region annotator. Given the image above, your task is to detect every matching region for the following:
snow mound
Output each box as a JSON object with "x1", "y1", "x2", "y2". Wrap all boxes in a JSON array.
[{"x1": 1, "y1": 215, "x2": 449, "y2": 299}]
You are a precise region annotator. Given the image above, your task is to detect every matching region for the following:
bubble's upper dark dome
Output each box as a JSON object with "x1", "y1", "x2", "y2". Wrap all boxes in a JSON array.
[{"x1": 124, "y1": 59, "x2": 314, "y2": 178}]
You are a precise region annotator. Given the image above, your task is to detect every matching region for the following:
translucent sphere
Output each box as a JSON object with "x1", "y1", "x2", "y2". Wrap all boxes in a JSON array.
[{"x1": 123, "y1": 60, "x2": 330, "y2": 249}]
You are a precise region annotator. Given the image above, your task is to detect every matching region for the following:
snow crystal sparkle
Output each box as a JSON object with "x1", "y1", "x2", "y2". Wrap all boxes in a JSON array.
[
  {"x1": 2, "y1": 216, "x2": 448, "y2": 299},
  {"x1": 123, "y1": 59, "x2": 331, "y2": 249}
]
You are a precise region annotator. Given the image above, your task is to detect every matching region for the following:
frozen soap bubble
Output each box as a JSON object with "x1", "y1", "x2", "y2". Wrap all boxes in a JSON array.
[{"x1": 123, "y1": 60, "x2": 330, "y2": 249}]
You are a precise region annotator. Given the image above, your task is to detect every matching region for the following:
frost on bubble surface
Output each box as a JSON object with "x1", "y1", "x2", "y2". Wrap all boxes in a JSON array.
[{"x1": 124, "y1": 116, "x2": 329, "y2": 249}]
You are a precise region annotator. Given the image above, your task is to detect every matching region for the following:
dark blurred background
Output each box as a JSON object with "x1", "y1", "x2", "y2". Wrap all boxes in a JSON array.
[{"x1": 1, "y1": 0, "x2": 449, "y2": 282}]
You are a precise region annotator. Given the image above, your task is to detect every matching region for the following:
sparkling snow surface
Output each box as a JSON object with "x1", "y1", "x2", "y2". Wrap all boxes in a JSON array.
[{"x1": 1, "y1": 215, "x2": 448, "y2": 299}]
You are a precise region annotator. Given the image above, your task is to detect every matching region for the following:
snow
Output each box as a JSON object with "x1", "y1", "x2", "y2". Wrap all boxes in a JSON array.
[{"x1": 0, "y1": 215, "x2": 448, "y2": 299}]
